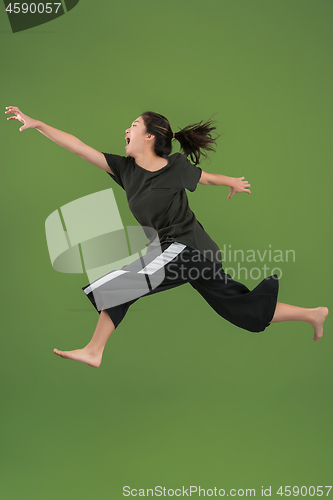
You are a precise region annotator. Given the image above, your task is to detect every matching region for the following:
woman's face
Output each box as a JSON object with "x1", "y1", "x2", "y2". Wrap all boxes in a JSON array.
[{"x1": 125, "y1": 116, "x2": 153, "y2": 157}]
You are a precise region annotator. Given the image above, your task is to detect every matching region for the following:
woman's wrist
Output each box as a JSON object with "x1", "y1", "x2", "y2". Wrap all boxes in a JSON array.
[
  {"x1": 215, "y1": 174, "x2": 235, "y2": 188},
  {"x1": 227, "y1": 176, "x2": 236, "y2": 188},
  {"x1": 35, "y1": 120, "x2": 45, "y2": 130}
]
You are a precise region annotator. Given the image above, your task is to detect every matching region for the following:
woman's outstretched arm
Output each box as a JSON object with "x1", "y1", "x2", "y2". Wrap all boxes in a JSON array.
[
  {"x1": 5, "y1": 106, "x2": 113, "y2": 174},
  {"x1": 199, "y1": 170, "x2": 251, "y2": 200}
]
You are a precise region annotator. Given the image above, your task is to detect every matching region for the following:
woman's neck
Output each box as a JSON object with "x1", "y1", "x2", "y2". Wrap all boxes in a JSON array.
[{"x1": 134, "y1": 151, "x2": 168, "y2": 172}]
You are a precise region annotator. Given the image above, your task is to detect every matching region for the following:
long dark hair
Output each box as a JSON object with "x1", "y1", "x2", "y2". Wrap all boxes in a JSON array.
[{"x1": 141, "y1": 111, "x2": 220, "y2": 165}]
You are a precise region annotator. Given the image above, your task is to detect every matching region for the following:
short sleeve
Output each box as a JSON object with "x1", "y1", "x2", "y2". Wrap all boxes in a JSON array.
[
  {"x1": 102, "y1": 153, "x2": 127, "y2": 190},
  {"x1": 180, "y1": 156, "x2": 202, "y2": 192}
]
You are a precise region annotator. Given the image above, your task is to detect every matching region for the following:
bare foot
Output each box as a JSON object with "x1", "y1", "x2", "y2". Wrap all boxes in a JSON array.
[
  {"x1": 309, "y1": 307, "x2": 329, "y2": 341},
  {"x1": 53, "y1": 347, "x2": 102, "y2": 367}
]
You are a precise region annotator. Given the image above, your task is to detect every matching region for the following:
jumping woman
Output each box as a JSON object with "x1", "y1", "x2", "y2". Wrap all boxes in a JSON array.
[{"x1": 6, "y1": 106, "x2": 329, "y2": 368}]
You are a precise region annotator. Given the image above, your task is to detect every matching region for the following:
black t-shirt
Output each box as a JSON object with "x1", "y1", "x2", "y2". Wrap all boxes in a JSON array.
[{"x1": 102, "y1": 152, "x2": 221, "y2": 263}]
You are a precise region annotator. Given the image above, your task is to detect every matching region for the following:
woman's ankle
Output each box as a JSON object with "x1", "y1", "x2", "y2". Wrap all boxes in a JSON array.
[{"x1": 85, "y1": 342, "x2": 104, "y2": 357}]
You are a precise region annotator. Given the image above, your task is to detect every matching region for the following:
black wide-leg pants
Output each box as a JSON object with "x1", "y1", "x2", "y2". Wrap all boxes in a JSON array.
[{"x1": 82, "y1": 241, "x2": 279, "y2": 333}]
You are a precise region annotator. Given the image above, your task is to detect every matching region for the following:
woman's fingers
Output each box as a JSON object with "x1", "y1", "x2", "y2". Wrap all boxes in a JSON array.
[
  {"x1": 5, "y1": 106, "x2": 21, "y2": 115},
  {"x1": 5, "y1": 106, "x2": 25, "y2": 122},
  {"x1": 7, "y1": 114, "x2": 24, "y2": 121},
  {"x1": 6, "y1": 106, "x2": 31, "y2": 132}
]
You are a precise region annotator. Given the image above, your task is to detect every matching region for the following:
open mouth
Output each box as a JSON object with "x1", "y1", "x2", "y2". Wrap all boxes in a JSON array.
[{"x1": 126, "y1": 137, "x2": 130, "y2": 146}]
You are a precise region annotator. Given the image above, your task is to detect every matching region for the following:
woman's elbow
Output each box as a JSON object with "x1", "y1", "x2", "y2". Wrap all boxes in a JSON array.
[{"x1": 199, "y1": 171, "x2": 215, "y2": 185}]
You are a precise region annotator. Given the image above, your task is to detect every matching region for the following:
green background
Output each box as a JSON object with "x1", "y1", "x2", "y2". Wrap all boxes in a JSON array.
[{"x1": 1, "y1": 1, "x2": 332, "y2": 498}]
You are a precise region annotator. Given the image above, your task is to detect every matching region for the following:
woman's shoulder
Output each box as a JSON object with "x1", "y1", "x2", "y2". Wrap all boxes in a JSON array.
[
  {"x1": 168, "y1": 152, "x2": 201, "y2": 171},
  {"x1": 103, "y1": 152, "x2": 136, "y2": 173},
  {"x1": 103, "y1": 152, "x2": 134, "y2": 164},
  {"x1": 168, "y1": 152, "x2": 190, "y2": 166}
]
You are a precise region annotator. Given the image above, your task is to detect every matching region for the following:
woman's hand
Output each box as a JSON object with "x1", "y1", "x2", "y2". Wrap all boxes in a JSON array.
[
  {"x1": 227, "y1": 176, "x2": 251, "y2": 200},
  {"x1": 5, "y1": 106, "x2": 39, "y2": 131}
]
